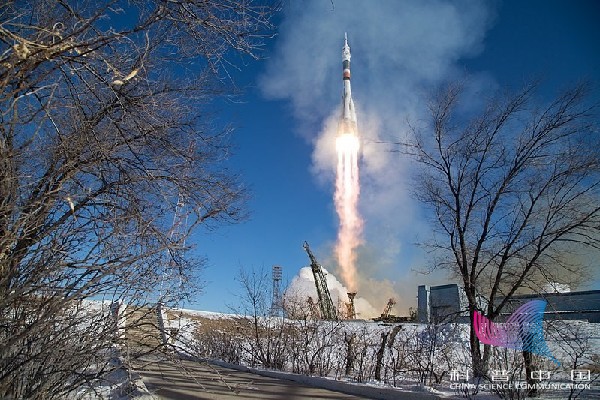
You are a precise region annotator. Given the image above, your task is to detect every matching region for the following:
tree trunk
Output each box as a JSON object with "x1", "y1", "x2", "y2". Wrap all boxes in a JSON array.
[
  {"x1": 375, "y1": 332, "x2": 389, "y2": 381},
  {"x1": 521, "y1": 324, "x2": 537, "y2": 397},
  {"x1": 523, "y1": 350, "x2": 537, "y2": 397},
  {"x1": 344, "y1": 332, "x2": 355, "y2": 375},
  {"x1": 469, "y1": 304, "x2": 486, "y2": 378}
]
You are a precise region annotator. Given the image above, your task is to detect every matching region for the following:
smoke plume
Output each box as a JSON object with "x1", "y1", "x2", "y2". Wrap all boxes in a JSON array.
[{"x1": 260, "y1": 0, "x2": 496, "y2": 313}]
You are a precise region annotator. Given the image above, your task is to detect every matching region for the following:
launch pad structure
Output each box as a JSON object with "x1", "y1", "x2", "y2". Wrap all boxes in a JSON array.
[
  {"x1": 303, "y1": 241, "x2": 338, "y2": 320},
  {"x1": 347, "y1": 292, "x2": 356, "y2": 319},
  {"x1": 302, "y1": 242, "x2": 359, "y2": 320},
  {"x1": 372, "y1": 298, "x2": 412, "y2": 323}
]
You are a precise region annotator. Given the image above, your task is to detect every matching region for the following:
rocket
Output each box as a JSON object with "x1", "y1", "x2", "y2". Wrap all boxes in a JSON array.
[
  {"x1": 340, "y1": 33, "x2": 357, "y2": 135},
  {"x1": 335, "y1": 33, "x2": 361, "y2": 300}
]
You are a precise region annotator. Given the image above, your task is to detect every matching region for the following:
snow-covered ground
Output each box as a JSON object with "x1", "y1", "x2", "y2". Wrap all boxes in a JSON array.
[
  {"x1": 75, "y1": 304, "x2": 599, "y2": 399},
  {"x1": 70, "y1": 356, "x2": 156, "y2": 400},
  {"x1": 182, "y1": 309, "x2": 599, "y2": 400}
]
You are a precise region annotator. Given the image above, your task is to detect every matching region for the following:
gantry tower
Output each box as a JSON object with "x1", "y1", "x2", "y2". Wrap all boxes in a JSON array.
[{"x1": 303, "y1": 241, "x2": 337, "y2": 320}]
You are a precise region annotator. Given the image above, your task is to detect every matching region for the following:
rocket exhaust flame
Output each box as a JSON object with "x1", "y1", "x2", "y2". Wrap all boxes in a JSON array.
[
  {"x1": 334, "y1": 34, "x2": 362, "y2": 292},
  {"x1": 335, "y1": 133, "x2": 361, "y2": 291}
]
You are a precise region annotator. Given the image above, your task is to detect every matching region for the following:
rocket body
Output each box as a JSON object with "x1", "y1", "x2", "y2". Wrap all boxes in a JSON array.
[{"x1": 340, "y1": 33, "x2": 357, "y2": 135}]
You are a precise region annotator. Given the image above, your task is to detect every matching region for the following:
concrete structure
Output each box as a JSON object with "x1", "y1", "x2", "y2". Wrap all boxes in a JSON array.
[
  {"x1": 417, "y1": 284, "x2": 468, "y2": 323},
  {"x1": 417, "y1": 284, "x2": 600, "y2": 324},
  {"x1": 417, "y1": 285, "x2": 430, "y2": 323}
]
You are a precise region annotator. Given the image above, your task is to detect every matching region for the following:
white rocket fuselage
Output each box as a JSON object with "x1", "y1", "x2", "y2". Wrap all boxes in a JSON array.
[{"x1": 341, "y1": 33, "x2": 357, "y2": 135}]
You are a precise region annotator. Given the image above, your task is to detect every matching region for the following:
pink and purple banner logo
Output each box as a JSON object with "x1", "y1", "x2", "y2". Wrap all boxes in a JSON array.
[{"x1": 474, "y1": 300, "x2": 560, "y2": 365}]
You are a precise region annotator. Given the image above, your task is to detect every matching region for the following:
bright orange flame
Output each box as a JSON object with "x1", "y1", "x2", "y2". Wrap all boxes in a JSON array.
[{"x1": 335, "y1": 133, "x2": 362, "y2": 292}]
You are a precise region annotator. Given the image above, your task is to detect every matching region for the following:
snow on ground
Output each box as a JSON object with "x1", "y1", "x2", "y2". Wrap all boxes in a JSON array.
[
  {"x1": 68, "y1": 354, "x2": 156, "y2": 400},
  {"x1": 71, "y1": 303, "x2": 599, "y2": 399},
  {"x1": 171, "y1": 308, "x2": 243, "y2": 320},
  {"x1": 176, "y1": 307, "x2": 599, "y2": 400}
]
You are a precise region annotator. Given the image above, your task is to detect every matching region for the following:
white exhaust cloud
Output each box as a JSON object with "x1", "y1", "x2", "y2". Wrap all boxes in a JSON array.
[{"x1": 285, "y1": 266, "x2": 378, "y2": 318}]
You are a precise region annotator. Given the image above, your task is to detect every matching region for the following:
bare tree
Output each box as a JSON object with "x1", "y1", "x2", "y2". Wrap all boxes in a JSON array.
[
  {"x1": 233, "y1": 266, "x2": 271, "y2": 367},
  {"x1": 404, "y1": 81, "x2": 600, "y2": 375},
  {"x1": 546, "y1": 320, "x2": 600, "y2": 400},
  {"x1": 233, "y1": 266, "x2": 292, "y2": 370},
  {"x1": 0, "y1": 1, "x2": 276, "y2": 398}
]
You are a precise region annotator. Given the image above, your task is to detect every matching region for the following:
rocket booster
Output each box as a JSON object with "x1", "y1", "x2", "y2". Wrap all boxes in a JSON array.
[{"x1": 341, "y1": 33, "x2": 357, "y2": 135}]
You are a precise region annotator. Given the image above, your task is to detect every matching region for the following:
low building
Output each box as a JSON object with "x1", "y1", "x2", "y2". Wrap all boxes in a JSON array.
[
  {"x1": 498, "y1": 290, "x2": 600, "y2": 323},
  {"x1": 417, "y1": 284, "x2": 600, "y2": 324}
]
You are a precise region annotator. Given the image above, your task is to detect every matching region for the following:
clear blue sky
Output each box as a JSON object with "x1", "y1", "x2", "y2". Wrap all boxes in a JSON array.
[{"x1": 188, "y1": 0, "x2": 600, "y2": 313}]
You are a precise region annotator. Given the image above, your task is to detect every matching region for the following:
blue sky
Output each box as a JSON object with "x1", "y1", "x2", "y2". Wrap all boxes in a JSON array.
[{"x1": 189, "y1": 0, "x2": 600, "y2": 314}]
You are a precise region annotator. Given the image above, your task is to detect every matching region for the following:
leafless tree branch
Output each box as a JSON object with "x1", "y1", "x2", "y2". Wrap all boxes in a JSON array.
[
  {"x1": 0, "y1": 1, "x2": 277, "y2": 398},
  {"x1": 402, "y1": 80, "x2": 599, "y2": 376}
]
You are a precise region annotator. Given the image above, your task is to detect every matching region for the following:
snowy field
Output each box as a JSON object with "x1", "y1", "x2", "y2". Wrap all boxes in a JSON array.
[
  {"x1": 77, "y1": 305, "x2": 599, "y2": 399},
  {"x1": 173, "y1": 309, "x2": 600, "y2": 399}
]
